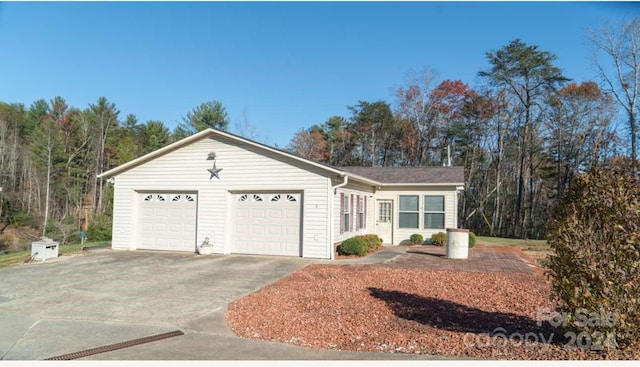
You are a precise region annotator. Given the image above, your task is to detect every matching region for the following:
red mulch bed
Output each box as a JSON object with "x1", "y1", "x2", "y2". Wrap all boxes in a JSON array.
[{"x1": 227, "y1": 265, "x2": 638, "y2": 360}]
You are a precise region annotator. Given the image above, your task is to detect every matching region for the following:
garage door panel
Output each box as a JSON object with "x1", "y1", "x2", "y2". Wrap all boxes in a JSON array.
[
  {"x1": 154, "y1": 223, "x2": 167, "y2": 232},
  {"x1": 236, "y1": 223, "x2": 250, "y2": 235},
  {"x1": 138, "y1": 192, "x2": 197, "y2": 252},
  {"x1": 284, "y1": 226, "x2": 298, "y2": 236},
  {"x1": 268, "y1": 241, "x2": 281, "y2": 251},
  {"x1": 251, "y1": 224, "x2": 266, "y2": 235},
  {"x1": 232, "y1": 192, "x2": 301, "y2": 257},
  {"x1": 268, "y1": 226, "x2": 282, "y2": 235}
]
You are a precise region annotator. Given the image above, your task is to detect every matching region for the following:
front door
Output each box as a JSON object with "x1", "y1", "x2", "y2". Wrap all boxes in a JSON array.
[{"x1": 376, "y1": 199, "x2": 393, "y2": 244}]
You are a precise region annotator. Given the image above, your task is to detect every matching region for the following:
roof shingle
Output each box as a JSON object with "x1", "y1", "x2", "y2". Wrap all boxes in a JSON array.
[{"x1": 340, "y1": 166, "x2": 464, "y2": 184}]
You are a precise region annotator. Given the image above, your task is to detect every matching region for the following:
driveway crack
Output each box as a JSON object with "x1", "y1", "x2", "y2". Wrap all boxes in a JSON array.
[{"x1": 1, "y1": 319, "x2": 41, "y2": 360}]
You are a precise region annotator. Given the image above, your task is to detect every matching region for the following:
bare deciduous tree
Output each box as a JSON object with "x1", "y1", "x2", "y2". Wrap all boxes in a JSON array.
[{"x1": 589, "y1": 18, "x2": 640, "y2": 180}]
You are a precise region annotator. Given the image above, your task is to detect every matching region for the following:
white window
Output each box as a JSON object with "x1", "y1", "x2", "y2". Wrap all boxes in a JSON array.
[
  {"x1": 343, "y1": 195, "x2": 350, "y2": 233},
  {"x1": 424, "y1": 196, "x2": 445, "y2": 229},
  {"x1": 357, "y1": 196, "x2": 364, "y2": 229},
  {"x1": 399, "y1": 195, "x2": 419, "y2": 228}
]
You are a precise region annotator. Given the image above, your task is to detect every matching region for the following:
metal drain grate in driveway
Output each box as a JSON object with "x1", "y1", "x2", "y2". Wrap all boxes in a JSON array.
[{"x1": 45, "y1": 330, "x2": 185, "y2": 360}]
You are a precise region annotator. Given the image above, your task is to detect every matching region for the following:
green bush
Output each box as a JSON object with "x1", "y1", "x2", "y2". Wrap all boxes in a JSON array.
[
  {"x1": 546, "y1": 168, "x2": 640, "y2": 349},
  {"x1": 87, "y1": 214, "x2": 113, "y2": 241},
  {"x1": 359, "y1": 234, "x2": 382, "y2": 250},
  {"x1": 337, "y1": 237, "x2": 368, "y2": 256},
  {"x1": 409, "y1": 233, "x2": 424, "y2": 245},
  {"x1": 430, "y1": 232, "x2": 446, "y2": 246},
  {"x1": 468, "y1": 232, "x2": 476, "y2": 248}
]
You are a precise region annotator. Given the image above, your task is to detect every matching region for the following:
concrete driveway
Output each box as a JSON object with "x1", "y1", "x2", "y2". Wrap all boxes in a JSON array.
[{"x1": 0, "y1": 248, "x2": 438, "y2": 360}]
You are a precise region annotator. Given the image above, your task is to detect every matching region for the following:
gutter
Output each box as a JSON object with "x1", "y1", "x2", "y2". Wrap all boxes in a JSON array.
[{"x1": 332, "y1": 174, "x2": 349, "y2": 194}]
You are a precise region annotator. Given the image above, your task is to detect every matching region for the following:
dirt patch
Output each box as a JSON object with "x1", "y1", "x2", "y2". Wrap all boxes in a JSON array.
[{"x1": 227, "y1": 265, "x2": 636, "y2": 359}]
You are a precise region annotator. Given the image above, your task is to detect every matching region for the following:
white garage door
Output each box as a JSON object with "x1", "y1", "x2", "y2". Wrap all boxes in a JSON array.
[
  {"x1": 232, "y1": 193, "x2": 301, "y2": 256},
  {"x1": 139, "y1": 193, "x2": 197, "y2": 252}
]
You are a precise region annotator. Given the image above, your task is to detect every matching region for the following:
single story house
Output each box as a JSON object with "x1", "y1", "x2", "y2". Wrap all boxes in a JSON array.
[{"x1": 98, "y1": 128, "x2": 464, "y2": 260}]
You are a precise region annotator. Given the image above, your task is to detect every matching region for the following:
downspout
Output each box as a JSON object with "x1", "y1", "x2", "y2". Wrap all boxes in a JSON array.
[
  {"x1": 333, "y1": 174, "x2": 348, "y2": 194},
  {"x1": 329, "y1": 174, "x2": 349, "y2": 260}
]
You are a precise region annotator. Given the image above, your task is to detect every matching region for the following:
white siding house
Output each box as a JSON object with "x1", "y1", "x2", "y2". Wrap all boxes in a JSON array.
[{"x1": 99, "y1": 128, "x2": 464, "y2": 259}]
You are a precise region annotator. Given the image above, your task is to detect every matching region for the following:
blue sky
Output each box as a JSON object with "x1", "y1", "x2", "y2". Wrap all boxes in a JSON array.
[{"x1": 0, "y1": 2, "x2": 638, "y2": 147}]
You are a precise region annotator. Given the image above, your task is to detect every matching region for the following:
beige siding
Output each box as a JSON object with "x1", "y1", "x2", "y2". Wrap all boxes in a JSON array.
[
  {"x1": 111, "y1": 136, "x2": 332, "y2": 259},
  {"x1": 374, "y1": 186, "x2": 459, "y2": 245}
]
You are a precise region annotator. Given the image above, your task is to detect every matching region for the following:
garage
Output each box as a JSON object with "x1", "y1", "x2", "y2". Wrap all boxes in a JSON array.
[
  {"x1": 232, "y1": 192, "x2": 302, "y2": 256},
  {"x1": 138, "y1": 192, "x2": 197, "y2": 252}
]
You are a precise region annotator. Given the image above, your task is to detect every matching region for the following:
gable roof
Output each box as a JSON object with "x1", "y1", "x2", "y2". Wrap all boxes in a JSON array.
[
  {"x1": 340, "y1": 166, "x2": 464, "y2": 185},
  {"x1": 97, "y1": 128, "x2": 347, "y2": 180},
  {"x1": 97, "y1": 128, "x2": 464, "y2": 187}
]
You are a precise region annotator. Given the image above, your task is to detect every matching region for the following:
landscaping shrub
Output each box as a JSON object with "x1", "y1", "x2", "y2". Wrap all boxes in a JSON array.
[
  {"x1": 337, "y1": 237, "x2": 368, "y2": 256},
  {"x1": 409, "y1": 233, "x2": 424, "y2": 245},
  {"x1": 545, "y1": 168, "x2": 640, "y2": 349},
  {"x1": 430, "y1": 232, "x2": 446, "y2": 246},
  {"x1": 359, "y1": 234, "x2": 382, "y2": 250},
  {"x1": 87, "y1": 214, "x2": 113, "y2": 241},
  {"x1": 468, "y1": 231, "x2": 476, "y2": 248}
]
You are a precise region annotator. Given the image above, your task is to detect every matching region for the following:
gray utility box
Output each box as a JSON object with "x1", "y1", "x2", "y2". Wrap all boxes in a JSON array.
[{"x1": 31, "y1": 239, "x2": 59, "y2": 261}]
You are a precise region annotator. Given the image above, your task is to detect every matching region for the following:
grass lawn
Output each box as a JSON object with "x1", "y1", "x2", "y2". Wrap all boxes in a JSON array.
[
  {"x1": 476, "y1": 236, "x2": 551, "y2": 266},
  {"x1": 0, "y1": 241, "x2": 110, "y2": 268}
]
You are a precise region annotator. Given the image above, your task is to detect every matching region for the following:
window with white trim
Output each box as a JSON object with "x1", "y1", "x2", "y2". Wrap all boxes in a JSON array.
[
  {"x1": 399, "y1": 195, "x2": 419, "y2": 228},
  {"x1": 424, "y1": 195, "x2": 445, "y2": 229},
  {"x1": 357, "y1": 196, "x2": 364, "y2": 229},
  {"x1": 343, "y1": 194, "x2": 350, "y2": 233}
]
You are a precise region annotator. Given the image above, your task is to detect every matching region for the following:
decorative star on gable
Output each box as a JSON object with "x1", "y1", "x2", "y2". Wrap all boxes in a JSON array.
[{"x1": 208, "y1": 161, "x2": 223, "y2": 180}]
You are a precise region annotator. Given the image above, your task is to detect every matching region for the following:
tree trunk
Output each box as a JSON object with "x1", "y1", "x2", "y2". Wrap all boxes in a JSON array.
[
  {"x1": 631, "y1": 111, "x2": 637, "y2": 181},
  {"x1": 43, "y1": 142, "x2": 52, "y2": 238}
]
